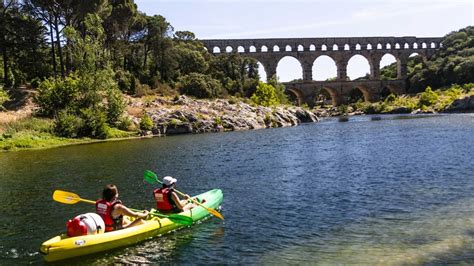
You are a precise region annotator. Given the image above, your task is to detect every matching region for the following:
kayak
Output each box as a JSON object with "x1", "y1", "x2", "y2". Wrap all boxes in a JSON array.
[{"x1": 40, "y1": 189, "x2": 223, "y2": 262}]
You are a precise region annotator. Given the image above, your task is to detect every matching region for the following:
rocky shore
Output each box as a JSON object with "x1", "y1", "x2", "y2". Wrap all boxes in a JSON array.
[{"x1": 126, "y1": 95, "x2": 319, "y2": 136}]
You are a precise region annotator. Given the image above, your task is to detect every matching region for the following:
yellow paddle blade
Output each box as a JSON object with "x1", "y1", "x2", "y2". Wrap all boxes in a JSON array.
[
  {"x1": 53, "y1": 190, "x2": 82, "y2": 204},
  {"x1": 52, "y1": 190, "x2": 97, "y2": 205},
  {"x1": 192, "y1": 199, "x2": 224, "y2": 220}
]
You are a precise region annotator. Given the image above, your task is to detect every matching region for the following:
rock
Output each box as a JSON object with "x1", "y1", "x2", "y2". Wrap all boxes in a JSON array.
[
  {"x1": 387, "y1": 107, "x2": 411, "y2": 114},
  {"x1": 446, "y1": 95, "x2": 474, "y2": 112},
  {"x1": 294, "y1": 108, "x2": 319, "y2": 123}
]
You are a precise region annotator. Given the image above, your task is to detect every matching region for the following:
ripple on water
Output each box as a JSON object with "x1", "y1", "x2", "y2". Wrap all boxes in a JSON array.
[{"x1": 259, "y1": 197, "x2": 474, "y2": 265}]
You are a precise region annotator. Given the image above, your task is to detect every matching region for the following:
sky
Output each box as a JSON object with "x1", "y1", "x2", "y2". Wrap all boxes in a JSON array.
[{"x1": 135, "y1": 0, "x2": 473, "y2": 82}]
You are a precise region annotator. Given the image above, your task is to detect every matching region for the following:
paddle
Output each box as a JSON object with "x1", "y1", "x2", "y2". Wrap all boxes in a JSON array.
[
  {"x1": 143, "y1": 170, "x2": 224, "y2": 221},
  {"x1": 52, "y1": 190, "x2": 193, "y2": 226}
]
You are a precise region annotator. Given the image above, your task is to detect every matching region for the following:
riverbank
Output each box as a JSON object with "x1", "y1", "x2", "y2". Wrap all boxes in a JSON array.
[
  {"x1": 0, "y1": 94, "x2": 319, "y2": 151},
  {"x1": 1, "y1": 84, "x2": 473, "y2": 152}
]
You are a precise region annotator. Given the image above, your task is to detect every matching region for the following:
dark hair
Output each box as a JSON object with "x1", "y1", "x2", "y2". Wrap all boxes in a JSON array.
[{"x1": 103, "y1": 184, "x2": 118, "y2": 202}]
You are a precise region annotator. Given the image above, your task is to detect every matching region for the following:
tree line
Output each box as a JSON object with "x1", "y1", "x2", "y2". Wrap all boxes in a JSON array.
[{"x1": 0, "y1": 0, "x2": 264, "y2": 98}]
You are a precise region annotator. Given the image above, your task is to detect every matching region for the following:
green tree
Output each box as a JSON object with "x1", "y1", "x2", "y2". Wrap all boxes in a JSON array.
[
  {"x1": 251, "y1": 81, "x2": 279, "y2": 107},
  {"x1": 179, "y1": 73, "x2": 223, "y2": 98}
]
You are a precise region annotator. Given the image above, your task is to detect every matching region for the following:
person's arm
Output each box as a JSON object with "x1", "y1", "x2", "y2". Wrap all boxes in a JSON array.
[
  {"x1": 171, "y1": 192, "x2": 190, "y2": 210},
  {"x1": 115, "y1": 204, "x2": 149, "y2": 219}
]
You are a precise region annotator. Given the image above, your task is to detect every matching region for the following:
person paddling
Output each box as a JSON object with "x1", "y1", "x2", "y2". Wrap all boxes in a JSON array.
[
  {"x1": 95, "y1": 184, "x2": 149, "y2": 232},
  {"x1": 153, "y1": 176, "x2": 195, "y2": 213}
]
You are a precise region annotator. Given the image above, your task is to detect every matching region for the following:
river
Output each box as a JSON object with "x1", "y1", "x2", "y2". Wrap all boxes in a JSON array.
[{"x1": 1, "y1": 113, "x2": 473, "y2": 264}]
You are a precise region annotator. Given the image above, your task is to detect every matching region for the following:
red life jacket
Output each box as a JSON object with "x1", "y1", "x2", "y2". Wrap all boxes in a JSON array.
[
  {"x1": 95, "y1": 199, "x2": 123, "y2": 232},
  {"x1": 154, "y1": 187, "x2": 178, "y2": 212}
]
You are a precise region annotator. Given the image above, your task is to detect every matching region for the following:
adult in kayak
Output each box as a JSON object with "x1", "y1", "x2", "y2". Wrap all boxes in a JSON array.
[
  {"x1": 153, "y1": 176, "x2": 195, "y2": 213},
  {"x1": 96, "y1": 184, "x2": 149, "y2": 232}
]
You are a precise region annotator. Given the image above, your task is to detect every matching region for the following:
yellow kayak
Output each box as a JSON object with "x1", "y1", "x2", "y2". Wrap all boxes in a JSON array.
[{"x1": 40, "y1": 189, "x2": 223, "y2": 262}]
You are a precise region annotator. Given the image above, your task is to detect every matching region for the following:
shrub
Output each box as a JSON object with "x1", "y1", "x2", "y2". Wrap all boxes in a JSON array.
[
  {"x1": 54, "y1": 110, "x2": 84, "y2": 138},
  {"x1": 251, "y1": 82, "x2": 279, "y2": 107},
  {"x1": 79, "y1": 108, "x2": 109, "y2": 139},
  {"x1": 384, "y1": 93, "x2": 397, "y2": 103},
  {"x1": 419, "y1": 86, "x2": 439, "y2": 107},
  {"x1": 179, "y1": 73, "x2": 223, "y2": 99},
  {"x1": 35, "y1": 74, "x2": 80, "y2": 115},
  {"x1": 140, "y1": 113, "x2": 153, "y2": 131}
]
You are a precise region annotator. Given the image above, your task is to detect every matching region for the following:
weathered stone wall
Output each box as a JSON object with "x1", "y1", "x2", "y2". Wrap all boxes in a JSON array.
[{"x1": 202, "y1": 36, "x2": 442, "y2": 106}]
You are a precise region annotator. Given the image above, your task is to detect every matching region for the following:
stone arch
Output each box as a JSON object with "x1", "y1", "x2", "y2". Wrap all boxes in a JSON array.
[
  {"x1": 237, "y1": 46, "x2": 245, "y2": 53},
  {"x1": 348, "y1": 87, "x2": 367, "y2": 103},
  {"x1": 321, "y1": 44, "x2": 327, "y2": 51},
  {"x1": 273, "y1": 45, "x2": 280, "y2": 52},
  {"x1": 213, "y1": 46, "x2": 221, "y2": 53},
  {"x1": 386, "y1": 43, "x2": 392, "y2": 49},
  {"x1": 409, "y1": 52, "x2": 420, "y2": 58},
  {"x1": 422, "y1": 42, "x2": 427, "y2": 48},
  {"x1": 332, "y1": 44, "x2": 339, "y2": 51},
  {"x1": 380, "y1": 53, "x2": 398, "y2": 80},
  {"x1": 413, "y1": 43, "x2": 418, "y2": 49},
  {"x1": 309, "y1": 44, "x2": 316, "y2": 51},
  {"x1": 312, "y1": 55, "x2": 337, "y2": 81},
  {"x1": 285, "y1": 45, "x2": 292, "y2": 52},
  {"x1": 314, "y1": 88, "x2": 333, "y2": 107},
  {"x1": 380, "y1": 86, "x2": 392, "y2": 99},
  {"x1": 261, "y1": 45, "x2": 268, "y2": 52},
  {"x1": 249, "y1": 46, "x2": 257, "y2": 52},
  {"x1": 286, "y1": 88, "x2": 301, "y2": 105},
  {"x1": 276, "y1": 56, "x2": 303, "y2": 82},
  {"x1": 367, "y1": 43, "x2": 373, "y2": 50},
  {"x1": 322, "y1": 87, "x2": 342, "y2": 106},
  {"x1": 395, "y1": 43, "x2": 401, "y2": 49},
  {"x1": 404, "y1": 43, "x2": 410, "y2": 49},
  {"x1": 430, "y1": 42, "x2": 436, "y2": 48},
  {"x1": 377, "y1": 43, "x2": 383, "y2": 49},
  {"x1": 347, "y1": 54, "x2": 371, "y2": 80},
  {"x1": 257, "y1": 61, "x2": 268, "y2": 82},
  {"x1": 226, "y1": 46, "x2": 233, "y2": 53},
  {"x1": 355, "y1": 44, "x2": 361, "y2": 50},
  {"x1": 344, "y1": 44, "x2": 350, "y2": 51},
  {"x1": 297, "y1": 45, "x2": 304, "y2": 51}
]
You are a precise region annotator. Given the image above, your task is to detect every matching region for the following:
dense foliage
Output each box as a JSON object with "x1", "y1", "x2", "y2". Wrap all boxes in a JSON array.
[
  {"x1": 379, "y1": 26, "x2": 473, "y2": 92},
  {"x1": 1, "y1": 0, "x2": 261, "y2": 139}
]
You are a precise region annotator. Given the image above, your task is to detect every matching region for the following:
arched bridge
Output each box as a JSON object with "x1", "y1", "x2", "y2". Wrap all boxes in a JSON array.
[{"x1": 201, "y1": 36, "x2": 442, "y2": 106}]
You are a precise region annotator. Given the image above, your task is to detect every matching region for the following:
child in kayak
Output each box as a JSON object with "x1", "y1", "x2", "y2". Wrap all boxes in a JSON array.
[
  {"x1": 153, "y1": 176, "x2": 195, "y2": 213},
  {"x1": 96, "y1": 184, "x2": 149, "y2": 232}
]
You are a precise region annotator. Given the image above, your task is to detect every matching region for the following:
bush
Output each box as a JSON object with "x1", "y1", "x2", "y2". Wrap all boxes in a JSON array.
[
  {"x1": 140, "y1": 113, "x2": 153, "y2": 131},
  {"x1": 251, "y1": 82, "x2": 279, "y2": 107},
  {"x1": 34, "y1": 74, "x2": 80, "y2": 115},
  {"x1": 419, "y1": 86, "x2": 439, "y2": 107},
  {"x1": 179, "y1": 73, "x2": 223, "y2": 99},
  {"x1": 384, "y1": 93, "x2": 397, "y2": 103},
  {"x1": 79, "y1": 108, "x2": 109, "y2": 139},
  {"x1": 54, "y1": 110, "x2": 83, "y2": 138}
]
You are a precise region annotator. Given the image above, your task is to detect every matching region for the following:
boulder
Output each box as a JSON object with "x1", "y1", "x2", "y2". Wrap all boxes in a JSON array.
[{"x1": 446, "y1": 95, "x2": 474, "y2": 112}]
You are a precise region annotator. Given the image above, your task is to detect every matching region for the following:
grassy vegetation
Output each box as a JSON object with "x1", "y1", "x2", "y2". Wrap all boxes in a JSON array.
[
  {"x1": 0, "y1": 116, "x2": 137, "y2": 151},
  {"x1": 350, "y1": 83, "x2": 474, "y2": 114}
]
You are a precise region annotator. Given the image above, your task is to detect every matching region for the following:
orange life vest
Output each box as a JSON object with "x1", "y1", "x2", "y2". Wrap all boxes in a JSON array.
[
  {"x1": 95, "y1": 199, "x2": 123, "y2": 232},
  {"x1": 153, "y1": 187, "x2": 179, "y2": 212}
]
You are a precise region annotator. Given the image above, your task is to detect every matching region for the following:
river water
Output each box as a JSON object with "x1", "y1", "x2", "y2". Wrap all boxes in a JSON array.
[{"x1": 1, "y1": 114, "x2": 473, "y2": 265}]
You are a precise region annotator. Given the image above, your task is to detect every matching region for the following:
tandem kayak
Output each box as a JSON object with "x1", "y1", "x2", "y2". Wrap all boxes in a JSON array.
[{"x1": 40, "y1": 189, "x2": 223, "y2": 262}]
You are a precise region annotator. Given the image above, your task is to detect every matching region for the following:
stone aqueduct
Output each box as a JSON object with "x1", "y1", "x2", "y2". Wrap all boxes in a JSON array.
[{"x1": 201, "y1": 36, "x2": 442, "y2": 106}]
